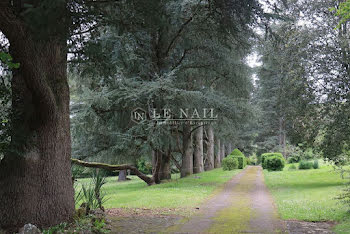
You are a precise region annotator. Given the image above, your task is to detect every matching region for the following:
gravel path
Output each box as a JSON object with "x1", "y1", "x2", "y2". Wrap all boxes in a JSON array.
[{"x1": 172, "y1": 166, "x2": 285, "y2": 233}]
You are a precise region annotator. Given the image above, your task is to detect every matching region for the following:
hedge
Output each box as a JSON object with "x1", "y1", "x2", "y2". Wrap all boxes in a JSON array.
[
  {"x1": 222, "y1": 156, "x2": 239, "y2": 171},
  {"x1": 265, "y1": 155, "x2": 285, "y2": 171},
  {"x1": 261, "y1": 152, "x2": 284, "y2": 169}
]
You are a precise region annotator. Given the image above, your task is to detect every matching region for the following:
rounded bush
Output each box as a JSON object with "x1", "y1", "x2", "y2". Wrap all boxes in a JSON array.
[
  {"x1": 230, "y1": 148, "x2": 245, "y2": 157},
  {"x1": 298, "y1": 160, "x2": 313, "y2": 170},
  {"x1": 288, "y1": 164, "x2": 297, "y2": 170},
  {"x1": 313, "y1": 160, "x2": 319, "y2": 169},
  {"x1": 265, "y1": 156, "x2": 285, "y2": 171},
  {"x1": 222, "y1": 156, "x2": 238, "y2": 171},
  {"x1": 261, "y1": 153, "x2": 284, "y2": 169}
]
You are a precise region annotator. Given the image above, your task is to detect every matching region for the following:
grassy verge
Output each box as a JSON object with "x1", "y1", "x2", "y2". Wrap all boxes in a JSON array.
[
  {"x1": 76, "y1": 168, "x2": 241, "y2": 210},
  {"x1": 263, "y1": 163, "x2": 350, "y2": 233}
]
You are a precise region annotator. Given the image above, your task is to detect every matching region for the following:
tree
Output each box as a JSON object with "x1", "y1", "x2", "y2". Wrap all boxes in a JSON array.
[{"x1": 0, "y1": 1, "x2": 74, "y2": 229}]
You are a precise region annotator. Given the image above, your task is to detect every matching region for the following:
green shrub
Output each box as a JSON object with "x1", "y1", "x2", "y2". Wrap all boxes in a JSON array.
[
  {"x1": 288, "y1": 155, "x2": 301, "y2": 163},
  {"x1": 229, "y1": 148, "x2": 245, "y2": 157},
  {"x1": 222, "y1": 156, "x2": 239, "y2": 171},
  {"x1": 265, "y1": 155, "x2": 285, "y2": 171},
  {"x1": 303, "y1": 148, "x2": 315, "y2": 160},
  {"x1": 261, "y1": 153, "x2": 284, "y2": 169},
  {"x1": 313, "y1": 160, "x2": 319, "y2": 169},
  {"x1": 298, "y1": 160, "x2": 313, "y2": 170},
  {"x1": 137, "y1": 157, "x2": 152, "y2": 174},
  {"x1": 246, "y1": 157, "x2": 251, "y2": 165},
  {"x1": 232, "y1": 155, "x2": 247, "y2": 169},
  {"x1": 288, "y1": 164, "x2": 297, "y2": 170}
]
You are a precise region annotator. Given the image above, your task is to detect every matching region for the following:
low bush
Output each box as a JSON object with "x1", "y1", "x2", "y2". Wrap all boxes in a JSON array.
[
  {"x1": 261, "y1": 153, "x2": 284, "y2": 169},
  {"x1": 288, "y1": 155, "x2": 301, "y2": 163},
  {"x1": 222, "y1": 156, "x2": 239, "y2": 171},
  {"x1": 137, "y1": 158, "x2": 152, "y2": 174},
  {"x1": 246, "y1": 157, "x2": 252, "y2": 165},
  {"x1": 313, "y1": 160, "x2": 319, "y2": 169},
  {"x1": 298, "y1": 160, "x2": 313, "y2": 170},
  {"x1": 288, "y1": 164, "x2": 297, "y2": 170},
  {"x1": 231, "y1": 155, "x2": 246, "y2": 169},
  {"x1": 265, "y1": 155, "x2": 285, "y2": 171}
]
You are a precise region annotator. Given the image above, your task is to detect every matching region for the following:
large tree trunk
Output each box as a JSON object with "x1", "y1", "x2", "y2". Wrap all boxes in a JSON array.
[
  {"x1": 0, "y1": 7, "x2": 74, "y2": 230},
  {"x1": 193, "y1": 126, "x2": 204, "y2": 173},
  {"x1": 181, "y1": 123, "x2": 193, "y2": 177},
  {"x1": 205, "y1": 125, "x2": 215, "y2": 170},
  {"x1": 214, "y1": 138, "x2": 221, "y2": 168},
  {"x1": 159, "y1": 149, "x2": 171, "y2": 180}
]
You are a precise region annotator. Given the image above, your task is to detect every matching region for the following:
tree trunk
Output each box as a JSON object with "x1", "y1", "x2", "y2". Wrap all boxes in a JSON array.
[
  {"x1": 0, "y1": 7, "x2": 74, "y2": 229},
  {"x1": 181, "y1": 123, "x2": 193, "y2": 177},
  {"x1": 215, "y1": 138, "x2": 221, "y2": 168},
  {"x1": 205, "y1": 125, "x2": 215, "y2": 170},
  {"x1": 228, "y1": 143, "x2": 232, "y2": 155},
  {"x1": 159, "y1": 149, "x2": 171, "y2": 180},
  {"x1": 193, "y1": 126, "x2": 204, "y2": 173},
  {"x1": 152, "y1": 149, "x2": 162, "y2": 184},
  {"x1": 118, "y1": 170, "x2": 127, "y2": 181},
  {"x1": 221, "y1": 142, "x2": 226, "y2": 161}
]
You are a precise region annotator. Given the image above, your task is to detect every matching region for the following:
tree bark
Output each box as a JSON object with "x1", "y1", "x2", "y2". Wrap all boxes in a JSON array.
[
  {"x1": 0, "y1": 4, "x2": 74, "y2": 230},
  {"x1": 159, "y1": 149, "x2": 171, "y2": 180},
  {"x1": 193, "y1": 126, "x2": 204, "y2": 173},
  {"x1": 221, "y1": 142, "x2": 226, "y2": 161},
  {"x1": 228, "y1": 143, "x2": 232, "y2": 155},
  {"x1": 181, "y1": 123, "x2": 193, "y2": 177},
  {"x1": 215, "y1": 138, "x2": 221, "y2": 168},
  {"x1": 205, "y1": 125, "x2": 215, "y2": 170},
  {"x1": 118, "y1": 170, "x2": 127, "y2": 182}
]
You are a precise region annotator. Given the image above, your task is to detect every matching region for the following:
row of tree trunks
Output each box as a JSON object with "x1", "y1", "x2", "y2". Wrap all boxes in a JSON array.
[{"x1": 180, "y1": 124, "x2": 230, "y2": 177}]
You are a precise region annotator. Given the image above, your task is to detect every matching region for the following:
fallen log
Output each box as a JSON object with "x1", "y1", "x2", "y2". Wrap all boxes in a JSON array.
[{"x1": 71, "y1": 158, "x2": 155, "y2": 186}]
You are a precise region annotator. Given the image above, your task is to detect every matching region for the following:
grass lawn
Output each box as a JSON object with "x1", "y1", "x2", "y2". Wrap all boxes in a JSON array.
[
  {"x1": 76, "y1": 168, "x2": 241, "y2": 210},
  {"x1": 263, "y1": 163, "x2": 350, "y2": 233}
]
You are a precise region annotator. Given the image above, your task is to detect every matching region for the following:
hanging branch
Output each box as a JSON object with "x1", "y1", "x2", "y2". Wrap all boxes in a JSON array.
[{"x1": 71, "y1": 158, "x2": 155, "y2": 186}]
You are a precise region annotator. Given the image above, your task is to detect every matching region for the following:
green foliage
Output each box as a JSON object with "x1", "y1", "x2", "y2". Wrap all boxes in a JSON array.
[
  {"x1": 298, "y1": 160, "x2": 313, "y2": 170},
  {"x1": 231, "y1": 155, "x2": 247, "y2": 169},
  {"x1": 42, "y1": 222, "x2": 68, "y2": 234},
  {"x1": 0, "y1": 52, "x2": 20, "y2": 69},
  {"x1": 136, "y1": 157, "x2": 152, "y2": 175},
  {"x1": 265, "y1": 156, "x2": 285, "y2": 171},
  {"x1": 246, "y1": 157, "x2": 251, "y2": 165},
  {"x1": 332, "y1": 0, "x2": 350, "y2": 28},
  {"x1": 261, "y1": 153, "x2": 284, "y2": 169},
  {"x1": 312, "y1": 160, "x2": 319, "y2": 169},
  {"x1": 303, "y1": 148, "x2": 315, "y2": 160},
  {"x1": 222, "y1": 156, "x2": 238, "y2": 171},
  {"x1": 288, "y1": 164, "x2": 297, "y2": 170},
  {"x1": 287, "y1": 156, "x2": 300, "y2": 163},
  {"x1": 80, "y1": 170, "x2": 108, "y2": 210},
  {"x1": 229, "y1": 148, "x2": 245, "y2": 157}
]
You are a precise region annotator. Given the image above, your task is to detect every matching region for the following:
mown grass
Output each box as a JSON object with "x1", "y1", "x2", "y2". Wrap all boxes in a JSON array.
[
  {"x1": 263, "y1": 163, "x2": 350, "y2": 233},
  {"x1": 76, "y1": 168, "x2": 241, "y2": 209}
]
